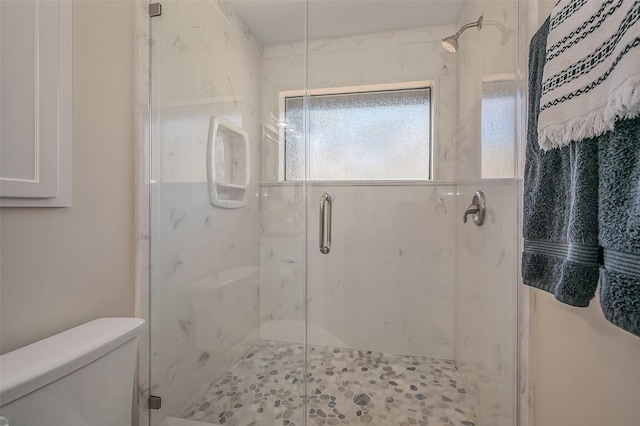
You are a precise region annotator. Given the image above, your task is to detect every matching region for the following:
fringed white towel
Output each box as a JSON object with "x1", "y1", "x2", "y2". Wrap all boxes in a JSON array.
[{"x1": 538, "y1": 0, "x2": 640, "y2": 150}]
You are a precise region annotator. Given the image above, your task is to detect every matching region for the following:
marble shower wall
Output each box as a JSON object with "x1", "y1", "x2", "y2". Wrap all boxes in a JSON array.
[
  {"x1": 454, "y1": 1, "x2": 518, "y2": 181},
  {"x1": 149, "y1": 1, "x2": 263, "y2": 422},
  {"x1": 455, "y1": 181, "x2": 518, "y2": 426},
  {"x1": 260, "y1": 183, "x2": 457, "y2": 360}
]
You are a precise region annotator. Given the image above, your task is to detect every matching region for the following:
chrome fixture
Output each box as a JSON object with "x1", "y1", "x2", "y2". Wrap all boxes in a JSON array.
[
  {"x1": 319, "y1": 193, "x2": 333, "y2": 254},
  {"x1": 463, "y1": 191, "x2": 486, "y2": 226},
  {"x1": 441, "y1": 16, "x2": 483, "y2": 53},
  {"x1": 148, "y1": 395, "x2": 162, "y2": 410},
  {"x1": 353, "y1": 393, "x2": 371, "y2": 406},
  {"x1": 149, "y1": 3, "x2": 162, "y2": 17}
]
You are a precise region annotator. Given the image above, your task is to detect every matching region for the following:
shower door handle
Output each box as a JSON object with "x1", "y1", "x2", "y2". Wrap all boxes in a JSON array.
[{"x1": 319, "y1": 193, "x2": 332, "y2": 254}]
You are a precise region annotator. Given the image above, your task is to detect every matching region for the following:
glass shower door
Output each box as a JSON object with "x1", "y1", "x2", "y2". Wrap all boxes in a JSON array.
[
  {"x1": 148, "y1": 1, "x2": 521, "y2": 425},
  {"x1": 302, "y1": 1, "x2": 519, "y2": 426},
  {"x1": 148, "y1": 1, "x2": 308, "y2": 425},
  {"x1": 301, "y1": 3, "x2": 468, "y2": 421}
]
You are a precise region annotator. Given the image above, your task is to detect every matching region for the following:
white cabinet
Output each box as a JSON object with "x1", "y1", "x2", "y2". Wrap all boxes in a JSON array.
[{"x1": 0, "y1": 0, "x2": 72, "y2": 207}]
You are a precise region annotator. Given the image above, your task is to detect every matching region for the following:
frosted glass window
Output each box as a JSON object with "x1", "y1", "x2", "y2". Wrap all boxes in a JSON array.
[
  {"x1": 285, "y1": 88, "x2": 431, "y2": 181},
  {"x1": 481, "y1": 81, "x2": 516, "y2": 179}
]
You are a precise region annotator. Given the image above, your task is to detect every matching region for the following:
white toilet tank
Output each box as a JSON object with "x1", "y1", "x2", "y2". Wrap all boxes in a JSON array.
[{"x1": 0, "y1": 318, "x2": 144, "y2": 426}]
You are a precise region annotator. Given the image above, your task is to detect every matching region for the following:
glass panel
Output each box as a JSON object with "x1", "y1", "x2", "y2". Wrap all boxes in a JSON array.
[
  {"x1": 285, "y1": 88, "x2": 431, "y2": 180},
  {"x1": 149, "y1": 1, "x2": 520, "y2": 426},
  {"x1": 455, "y1": 2, "x2": 519, "y2": 426},
  {"x1": 149, "y1": 1, "x2": 307, "y2": 425},
  {"x1": 305, "y1": 1, "x2": 518, "y2": 426}
]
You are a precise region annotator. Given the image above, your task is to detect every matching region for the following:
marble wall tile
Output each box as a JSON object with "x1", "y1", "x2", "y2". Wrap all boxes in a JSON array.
[
  {"x1": 454, "y1": 1, "x2": 519, "y2": 181},
  {"x1": 150, "y1": 187, "x2": 261, "y2": 422},
  {"x1": 259, "y1": 52, "x2": 302, "y2": 182},
  {"x1": 455, "y1": 180, "x2": 519, "y2": 426}
]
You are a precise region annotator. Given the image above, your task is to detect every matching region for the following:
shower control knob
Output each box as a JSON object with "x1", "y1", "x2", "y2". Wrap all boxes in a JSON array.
[{"x1": 463, "y1": 191, "x2": 486, "y2": 226}]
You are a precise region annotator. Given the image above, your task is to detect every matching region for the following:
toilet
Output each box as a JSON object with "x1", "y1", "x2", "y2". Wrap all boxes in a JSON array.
[{"x1": 0, "y1": 317, "x2": 144, "y2": 425}]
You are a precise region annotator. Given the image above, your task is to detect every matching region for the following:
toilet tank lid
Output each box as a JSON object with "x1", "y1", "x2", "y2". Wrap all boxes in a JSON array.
[{"x1": 0, "y1": 317, "x2": 145, "y2": 406}]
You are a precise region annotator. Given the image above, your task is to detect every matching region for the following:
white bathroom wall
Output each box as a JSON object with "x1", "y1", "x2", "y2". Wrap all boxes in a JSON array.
[
  {"x1": 453, "y1": 1, "x2": 519, "y2": 425},
  {"x1": 533, "y1": 293, "x2": 640, "y2": 426},
  {"x1": 0, "y1": 0, "x2": 135, "y2": 355},
  {"x1": 258, "y1": 26, "x2": 460, "y2": 359},
  {"x1": 529, "y1": 2, "x2": 640, "y2": 425},
  {"x1": 148, "y1": 1, "x2": 263, "y2": 420}
]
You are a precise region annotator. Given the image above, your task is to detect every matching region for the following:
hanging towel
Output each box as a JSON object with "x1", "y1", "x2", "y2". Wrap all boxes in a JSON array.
[
  {"x1": 522, "y1": 17, "x2": 601, "y2": 307},
  {"x1": 538, "y1": 0, "x2": 640, "y2": 150},
  {"x1": 599, "y1": 115, "x2": 640, "y2": 337}
]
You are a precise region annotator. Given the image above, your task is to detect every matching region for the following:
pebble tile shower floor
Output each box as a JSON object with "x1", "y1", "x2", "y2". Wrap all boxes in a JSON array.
[{"x1": 183, "y1": 341, "x2": 476, "y2": 426}]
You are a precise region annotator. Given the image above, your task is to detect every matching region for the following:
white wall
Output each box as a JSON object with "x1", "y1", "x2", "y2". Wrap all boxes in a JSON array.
[
  {"x1": 0, "y1": 0, "x2": 136, "y2": 355},
  {"x1": 533, "y1": 293, "x2": 640, "y2": 426}
]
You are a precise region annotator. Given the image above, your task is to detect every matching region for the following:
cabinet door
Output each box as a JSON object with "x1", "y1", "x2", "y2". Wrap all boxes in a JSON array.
[{"x1": 0, "y1": 0, "x2": 71, "y2": 206}]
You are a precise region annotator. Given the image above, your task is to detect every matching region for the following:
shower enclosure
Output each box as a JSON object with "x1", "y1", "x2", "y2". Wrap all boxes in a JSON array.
[{"x1": 147, "y1": 1, "x2": 520, "y2": 425}]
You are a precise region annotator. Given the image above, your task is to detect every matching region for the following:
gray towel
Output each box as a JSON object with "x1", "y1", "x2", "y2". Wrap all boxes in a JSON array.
[
  {"x1": 599, "y1": 115, "x2": 640, "y2": 337},
  {"x1": 522, "y1": 17, "x2": 601, "y2": 307}
]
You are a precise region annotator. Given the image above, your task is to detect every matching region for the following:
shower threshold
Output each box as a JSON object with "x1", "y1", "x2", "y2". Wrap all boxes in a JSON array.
[{"x1": 181, "y1": 340, "x2": 476, "y2": 426}]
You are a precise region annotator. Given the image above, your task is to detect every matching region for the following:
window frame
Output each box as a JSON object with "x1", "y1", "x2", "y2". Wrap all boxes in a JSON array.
[{"x1": 278, "y1": 80, "x2": 435, "y2": 182}]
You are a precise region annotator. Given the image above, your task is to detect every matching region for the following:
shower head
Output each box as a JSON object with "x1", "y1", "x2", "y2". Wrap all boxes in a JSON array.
[
  {"x1": 441, "y1": 35, "x2": 458, "y2": 53},
  {"x1": 441, "y1": 16, "x2": 483, "y2": 53}
]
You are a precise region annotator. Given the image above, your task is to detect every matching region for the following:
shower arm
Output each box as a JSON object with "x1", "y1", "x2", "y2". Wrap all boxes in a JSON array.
[
  {"x1": 442, "y1": 16, "x2": 513, "y2": 52},
  {"x1": 454, "y1": 19, "x2": 483, "y2": 38}
]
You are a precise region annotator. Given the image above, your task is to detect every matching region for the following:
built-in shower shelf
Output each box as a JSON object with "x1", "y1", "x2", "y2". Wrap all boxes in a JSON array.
[{"x1": 207, "y1": 117, "x2": 250, "y2": 209}]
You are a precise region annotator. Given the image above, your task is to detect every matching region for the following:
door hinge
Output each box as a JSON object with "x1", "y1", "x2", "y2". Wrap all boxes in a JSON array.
[
  {"x1": 149, "y1": 395, "x2": 162, "y2": 410},
  {"x1": 149, "y1": 3, "x2": 162, "y2": 17}
]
